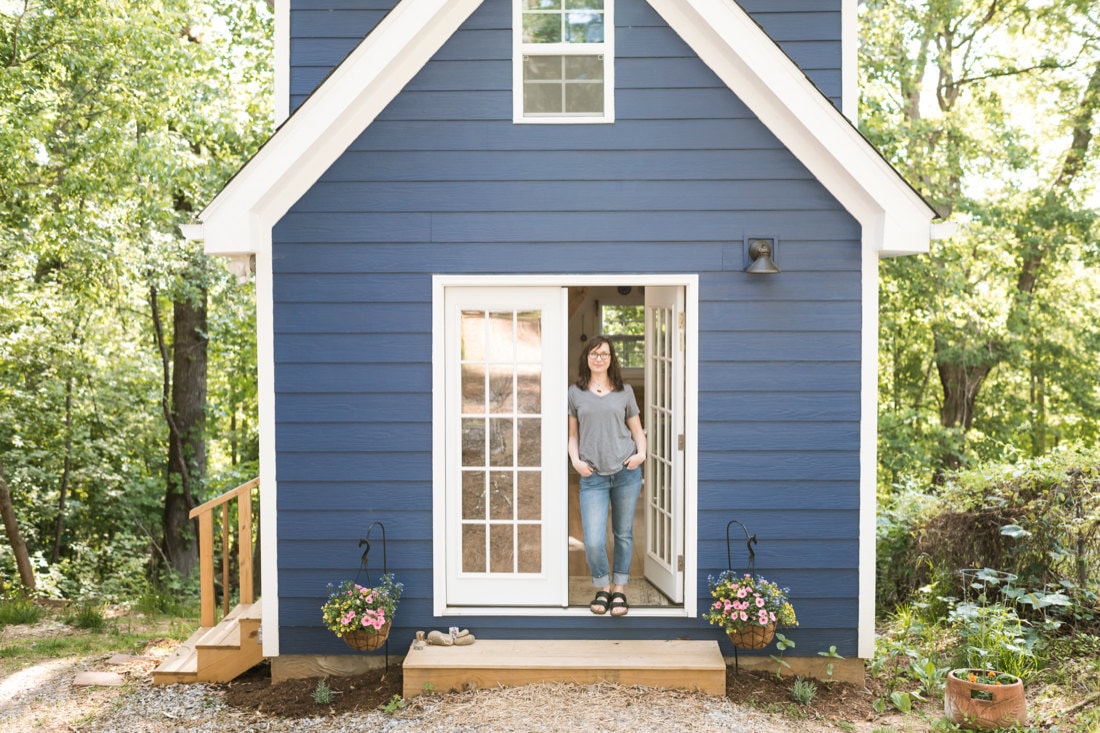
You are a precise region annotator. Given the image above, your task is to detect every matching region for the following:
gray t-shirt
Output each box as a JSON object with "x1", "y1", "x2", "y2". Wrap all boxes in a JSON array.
[{"x1": 568, "y1": 383, "x2": 641, "y2": 475}]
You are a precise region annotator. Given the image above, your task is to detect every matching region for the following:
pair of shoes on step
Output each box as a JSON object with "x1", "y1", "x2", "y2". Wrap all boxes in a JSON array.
[{"x1": 426, "y1": 628, "x2": 475, "y2": 646}]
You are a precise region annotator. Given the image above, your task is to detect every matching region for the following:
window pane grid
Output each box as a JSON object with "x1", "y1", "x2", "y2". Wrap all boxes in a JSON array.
[{"x1": 459, "y1": 308, "x2": 544, "y2": 575}]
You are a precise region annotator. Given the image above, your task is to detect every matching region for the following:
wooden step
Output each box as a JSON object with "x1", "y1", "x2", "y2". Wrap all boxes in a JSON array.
[
  {"x1": 401, "y1": 639, "x2": 726, "y2": 698},
  {"x1": 152, "y1": 601, "x2": 264, "y2": 685}
]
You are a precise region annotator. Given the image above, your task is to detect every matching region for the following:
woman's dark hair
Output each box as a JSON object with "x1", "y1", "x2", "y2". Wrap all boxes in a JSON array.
[{"x1": 576, "y1": 336, "x2": 624, "y2": 391}]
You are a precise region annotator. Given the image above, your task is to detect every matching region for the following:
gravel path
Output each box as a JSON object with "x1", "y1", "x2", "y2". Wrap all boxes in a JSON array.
[{"x1": 1, "y1": 652, "x2": 857, "y2": 733}]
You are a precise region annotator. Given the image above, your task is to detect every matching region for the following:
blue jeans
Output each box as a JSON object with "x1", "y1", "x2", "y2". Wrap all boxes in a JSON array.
[{"x1": 579, "y1": 465, "x2": 643, "y2": 587}]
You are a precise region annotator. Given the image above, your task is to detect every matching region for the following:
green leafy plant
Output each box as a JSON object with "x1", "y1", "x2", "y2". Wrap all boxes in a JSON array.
[
  {"x1": 817, "y1": 644, "x2": 845, "y2": 685},
  {"x1": 789, "y1": 676, "x2": 817, "y2": 705},
  {"x1": 321, "y1": 574, "x2": 403, "y2": 639},
  {"x1": 769, "y1": 632, "x2": 796, "y2": 679},
  {"x1": 702, "y1": 571, "x2": 797, "y2": 634},
  {"x1": 383, "y1": 693, "x2": 406, "y2": 713}
]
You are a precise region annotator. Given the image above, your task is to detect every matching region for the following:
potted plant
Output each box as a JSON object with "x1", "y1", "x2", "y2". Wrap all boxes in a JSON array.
[
  {"x1": 944, "y1": 669, "x2": 1027, "y2": 729},
  {"x1": 321, "y1": 573, "x2": 403, "y2": 651},
  {"x1": 702, "y1": 571, "x2": 798, "y2": 649}
]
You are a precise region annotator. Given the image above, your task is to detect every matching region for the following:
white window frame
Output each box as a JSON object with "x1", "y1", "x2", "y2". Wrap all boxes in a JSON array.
[
  {"x1": 512, "y1": 0, "x2": 615, "y2": 124},
  {"x1": 432, "y1": 274, "x2": 698, "y2": 619}
]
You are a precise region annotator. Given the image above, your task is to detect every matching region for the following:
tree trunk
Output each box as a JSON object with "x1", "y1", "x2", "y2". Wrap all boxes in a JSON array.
[
  {"x1": 150, "y1": 261, "x2": 209, "y2": 578},
  {"x1": 0, "y1": 459, "x2": 36, "y2": 590},
  {"x1": 51, "y1": 375, "x2": 74, "y2": 564}
]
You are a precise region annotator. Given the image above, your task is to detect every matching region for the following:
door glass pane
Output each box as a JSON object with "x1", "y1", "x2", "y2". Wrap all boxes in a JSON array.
[
  {"x1": 459, "y1": 307, "x2": 545, "y2": 575},
  {"x1": 490, "y1": 524, "x2": 515, "y2": 573},
  {"x1": 462, "y1": 471, "x2": 485, "y2": 521},
  {"x1": 489, "y1": 471, "x2": 514, "y2": 520}
]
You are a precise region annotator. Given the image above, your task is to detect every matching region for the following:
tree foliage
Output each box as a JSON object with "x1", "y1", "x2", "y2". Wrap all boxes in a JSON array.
[
  {"x1": 0, "y1": 0, "x2": 269, "y2": 596},
  {"x1": 863, "y1": 0, "x2": 1100, "y2": 488}
]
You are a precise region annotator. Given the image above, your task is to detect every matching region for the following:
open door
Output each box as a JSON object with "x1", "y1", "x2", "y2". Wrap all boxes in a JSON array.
[{"x1": 643, "y1": 286, "x2": 685, "y2": 603}]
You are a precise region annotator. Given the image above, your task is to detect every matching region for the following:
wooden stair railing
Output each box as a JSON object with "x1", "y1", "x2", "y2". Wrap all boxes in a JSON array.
[{"x1": 189, "y1": 477, "x2": 259, "y2": 627}]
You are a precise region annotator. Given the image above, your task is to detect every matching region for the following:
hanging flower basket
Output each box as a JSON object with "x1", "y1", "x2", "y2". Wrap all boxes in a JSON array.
[
  {"x1": 944, "y1": 669, "x2": 1027, "y2": 730},
  {"x1": 727, "y1": 622, "x2": 776, "y2": 650},
  {"x1": 321, "y1": 574, "x2": 403, "y2": 652},
  {"x1": 702, "y1": 571, "x2": 797, "y2": 650},
  {"x1": 342, "y1": 620, "x2": 392, "y2": 651}
]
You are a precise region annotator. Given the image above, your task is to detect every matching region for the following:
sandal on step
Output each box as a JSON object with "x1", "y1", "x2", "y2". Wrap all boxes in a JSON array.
[
  {"x1": 609, "y1": 591, "x2": 629, "y2": 617},
  {"x1": 590, "y1": 590, "x2": 611, "y2": 615}
]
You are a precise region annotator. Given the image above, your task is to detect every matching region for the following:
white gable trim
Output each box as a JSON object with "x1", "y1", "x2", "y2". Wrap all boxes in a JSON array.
[
  {"x1": 645, "y1": 0, "x2": 934, "y2": 256},
  {"x1": 195, "y1": 0, "x2": 931, "y2": 257},
  {"x1": 197, "y1": 0, "x2": 485, "y2": 255}
]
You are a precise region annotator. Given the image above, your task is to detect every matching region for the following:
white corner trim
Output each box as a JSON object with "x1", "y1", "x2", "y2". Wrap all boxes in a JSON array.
[
  {"x1": 274, "y1": 0, "x2": 289, "y2": 126},
  {"x1": 858, "y1": 245, "x2": 879, "y2": 659},
  {"x1": 200, "y1": 0, "x2": 485, "y2": 255},
  {"x1": 645, "y1": 0, "x2": 934, "y2": 256},
  {"x1": 254, "y1": 233, "x2": 281, "y2": 657}
]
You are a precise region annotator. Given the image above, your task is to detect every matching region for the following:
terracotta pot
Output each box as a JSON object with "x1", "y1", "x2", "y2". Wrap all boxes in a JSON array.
[
  {"x1": 726, "y1": 622, "x2": 776, "y2": 650},
  {"x1": 342, "y1": 620, "x2": 392, "y2": 651},
  {"x1": 944, "y1": 669, "x2": 1027, "y2": 730}
]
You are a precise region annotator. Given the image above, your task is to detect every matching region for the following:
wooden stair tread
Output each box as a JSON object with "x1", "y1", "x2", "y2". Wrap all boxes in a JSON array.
[
  {"x1": 153, "y1": 602, "x2": 263, "y2": 685},
  {"x1": 402, "y1": 639, "x2": 725, "y2": 697}
]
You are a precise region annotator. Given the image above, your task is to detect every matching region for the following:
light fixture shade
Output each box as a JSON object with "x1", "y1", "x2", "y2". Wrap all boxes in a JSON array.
[{"x1": 746, "y1": 239, "x2": 780, "y2": 274}]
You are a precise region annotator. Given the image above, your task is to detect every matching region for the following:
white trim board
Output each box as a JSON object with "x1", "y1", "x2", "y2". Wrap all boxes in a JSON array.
[{"x1": 431, "y1": 274, "x2": 700, "y2": 620}]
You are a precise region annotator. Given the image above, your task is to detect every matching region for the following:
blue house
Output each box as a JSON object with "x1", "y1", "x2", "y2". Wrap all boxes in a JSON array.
[{"x1": 187, "y1": 0, "x2": 938, "y2": 683}]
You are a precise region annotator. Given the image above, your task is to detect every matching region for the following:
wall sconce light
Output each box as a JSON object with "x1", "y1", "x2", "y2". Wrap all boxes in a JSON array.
[{"x1": 745, "y1": 238, "x2": 780, "y2": 274}]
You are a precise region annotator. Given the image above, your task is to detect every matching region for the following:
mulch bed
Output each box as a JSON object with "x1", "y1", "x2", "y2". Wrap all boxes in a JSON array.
[{"x1": 220, "y1": 661, "x2": 890, "y2": 722}]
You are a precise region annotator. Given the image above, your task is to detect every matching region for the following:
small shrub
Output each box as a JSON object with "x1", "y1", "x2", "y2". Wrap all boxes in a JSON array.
[
  {"x1": 789, "y1": 676, "x2": 817, "y2": 705},
  {"x1": 312, "y1": 678, "x2": 334, "y2": 704}
]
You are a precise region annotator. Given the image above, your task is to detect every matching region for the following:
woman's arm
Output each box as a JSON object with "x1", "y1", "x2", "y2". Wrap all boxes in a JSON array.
[
  {"x1": 624, "y1": 414, "x2": 647, "y2": 470},
  {"x1": 568, "y1": 415, "x2": 593, "y2": 476}
]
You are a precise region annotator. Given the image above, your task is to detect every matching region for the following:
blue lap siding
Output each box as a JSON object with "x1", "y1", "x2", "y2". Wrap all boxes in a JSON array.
[{"x1": 276, "y1": 0, "x2": 861, "y2": 656}]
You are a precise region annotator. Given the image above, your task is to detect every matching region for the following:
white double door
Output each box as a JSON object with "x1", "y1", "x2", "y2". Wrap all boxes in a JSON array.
[{"x1": 442, "y1": 285, "x2": 684, "y2": 607}]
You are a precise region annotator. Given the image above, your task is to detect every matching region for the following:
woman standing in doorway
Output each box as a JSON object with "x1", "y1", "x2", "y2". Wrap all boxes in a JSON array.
[{"x1": 568, "y1": 336, "x2": 647, "y2": 617}]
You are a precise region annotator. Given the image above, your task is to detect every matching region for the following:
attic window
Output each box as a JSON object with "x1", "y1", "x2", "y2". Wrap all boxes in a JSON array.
[{"x1": 514, "y1": 0, "x2": 614, "y2": 123}]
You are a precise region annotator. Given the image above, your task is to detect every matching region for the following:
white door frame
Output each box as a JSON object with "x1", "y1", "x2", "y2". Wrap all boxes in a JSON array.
[{"x1": 432, "y1": 274, "x2": 699, "y2": 618}]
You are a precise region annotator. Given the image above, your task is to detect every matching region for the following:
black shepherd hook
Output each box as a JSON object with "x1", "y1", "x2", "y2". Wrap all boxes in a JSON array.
[
  {"x1": 725, "y1": 519, "x2": 757, "y2": 579},
  {"x1": 357, "y1": 521, "x2": 388, "y2": 586},
  {"x1": 354, "y1": 521, "x2": 391, "y2": 670},
  {"x1": 725, "y1": 519, "x2": 759, "y2": 674}
]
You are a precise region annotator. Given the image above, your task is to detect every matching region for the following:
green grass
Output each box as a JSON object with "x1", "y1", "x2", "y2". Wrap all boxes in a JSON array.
[
  {"x1": 0, "y1": 598, "x2": 45, "y2": 626},
  {"x1": 0, "y1": 606, "x2": 196, "y2": 677}
]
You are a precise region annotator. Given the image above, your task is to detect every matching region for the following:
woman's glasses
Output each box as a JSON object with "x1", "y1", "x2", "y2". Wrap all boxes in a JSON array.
[{"x1": 588, "y1": 351, "x2": 611, "y2": 361}]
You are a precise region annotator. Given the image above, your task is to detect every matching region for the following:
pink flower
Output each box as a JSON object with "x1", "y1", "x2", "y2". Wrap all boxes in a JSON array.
[
  {"x1": 737, "y1": 587, "x2": 748, "y2": 598},
  {"x1": 756, "y1": 596, "x2": 765, "y2": 607},
  {"x1": 341, "y1": 610, "x2": 356, "y2": 625},
  {"x1": 739, "y1": 611, "x2": 748, "y2": 621}
]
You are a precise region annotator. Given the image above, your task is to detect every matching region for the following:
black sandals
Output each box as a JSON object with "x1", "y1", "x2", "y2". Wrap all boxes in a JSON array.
[
  {"x1": 590, "y1": 590, "x2": 611, "y2": 614},
  {"x1": 609, "y1": 591, "x2": 629, "y2": 617}
]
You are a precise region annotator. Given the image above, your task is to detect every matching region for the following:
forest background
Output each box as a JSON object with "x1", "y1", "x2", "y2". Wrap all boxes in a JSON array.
[{"x1": 1, "y1": 0, "x2": 1098, "y2": 612}]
